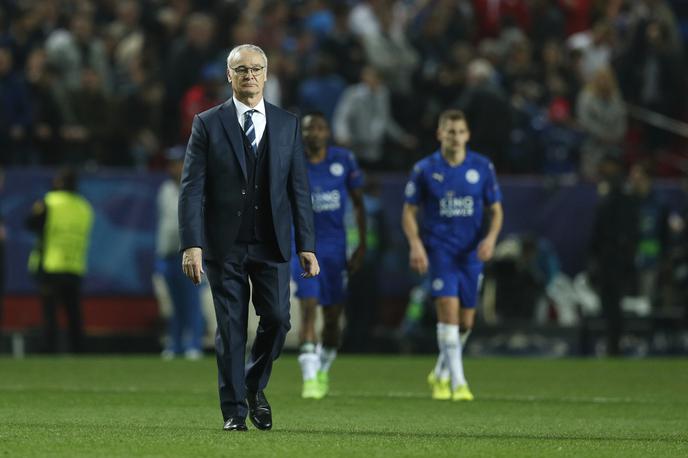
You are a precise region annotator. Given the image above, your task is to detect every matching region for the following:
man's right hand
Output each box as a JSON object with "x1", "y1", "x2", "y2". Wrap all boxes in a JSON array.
[
  {"x1": 409, "y1": 240, "x2": 429, "y2": 275},
  {"x1": 182, "y1": 247, "x2": 204, "y2": 285}
]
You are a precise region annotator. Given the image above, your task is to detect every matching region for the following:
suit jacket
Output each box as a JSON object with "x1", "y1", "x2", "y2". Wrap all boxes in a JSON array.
[{"x1": 178, "y1": 98, "x2": 315, "y2": 262}]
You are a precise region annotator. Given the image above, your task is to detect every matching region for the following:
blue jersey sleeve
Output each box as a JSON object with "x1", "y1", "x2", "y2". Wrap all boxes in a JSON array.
[
  {"x1": 346, "y1": 151, "x2": 364, "y2": 191},
  {"x1": 404, "y1": 163, "x2": 425, "y2": 206},
  {"x1": 483, "y1": 160, "x2": 502, "y2": 205}
]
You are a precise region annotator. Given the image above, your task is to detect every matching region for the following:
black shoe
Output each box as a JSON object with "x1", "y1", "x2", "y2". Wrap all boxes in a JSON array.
[
  {"x1": 247, "y1": 390, "x2": 272, "y2": 430},
  {"x1": 223, "y1": 417, "x2": 248, "y2": 431}
]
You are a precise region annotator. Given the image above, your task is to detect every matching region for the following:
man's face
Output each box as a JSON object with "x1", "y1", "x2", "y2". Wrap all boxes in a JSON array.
[
  {"x1": 301, "y1": 115, "x2": 329, "y2": 151},
  {"x1": 437, "y1": 119, "x2": 470, "y2": 153},
  {"x1": 227, "y1": 50, "x2": 267, "y2": 100}
]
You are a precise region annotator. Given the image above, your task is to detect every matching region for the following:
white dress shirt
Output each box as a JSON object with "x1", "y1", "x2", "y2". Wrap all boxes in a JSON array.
[{"x1": 233, "y1": 96, "x2": 266, "y2": 146}]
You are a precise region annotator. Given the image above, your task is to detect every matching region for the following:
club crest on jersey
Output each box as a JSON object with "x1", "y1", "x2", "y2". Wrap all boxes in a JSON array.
[
  {"x1": 466, "y1": 169, "x2": 480, "y2": 184},
  {"x1": 432, "y1": 173, "x2": 444, "y2": 182},
  {"x1": 330, "y1": 163, "x2": 344, "y2": 176},
  {"x1": 432, "y1": 278, "x2": 444, "y2": 291}
]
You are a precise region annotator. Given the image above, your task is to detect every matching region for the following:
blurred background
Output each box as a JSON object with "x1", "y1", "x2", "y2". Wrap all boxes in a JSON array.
[{"x1": 1, "y1": 0, "x2": 688, "y2": 358}]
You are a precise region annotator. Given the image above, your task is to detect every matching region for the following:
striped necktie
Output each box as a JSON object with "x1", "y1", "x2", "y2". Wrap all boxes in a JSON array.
[{"x1": 243, "y1": 109, "x2": 258, "y2": 155}]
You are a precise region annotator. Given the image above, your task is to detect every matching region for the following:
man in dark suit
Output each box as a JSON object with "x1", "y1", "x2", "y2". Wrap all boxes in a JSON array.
[{"x1": 178, "y1": 44, "x2": 319, "y2": 432}]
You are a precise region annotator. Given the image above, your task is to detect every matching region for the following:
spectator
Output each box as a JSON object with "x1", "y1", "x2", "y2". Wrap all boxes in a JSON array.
[
  {"x1": 568, "y1": 20, "x2": 615, "y2": 82},
  {"x1": 616, "y1": 19, "x2": 684, "y2": 152},
  {"x1": 62, "y1": 67, "x2": 116, "y2": 166},
  {"x1": 44, "y1": 13, "x2": 112, "y2": 94},
  {"x1": 454, "y1": 58, "x2": 512, "y2": 171},
  {"x1": 320, "y1": 3, "x2": 366, "y2": 84},
  {"x1": 588, "y1": 156, "x2": 638, "y2": 356},
  {"x1": 332, "y1": 66, "x2": 414, "y2": 170},
  {"x1": 0, "y1": 46, "x2": 31, "y2": 165},
  {"x1": 117, "y1": 56, "x2": 164, "y2": 169},
  {"x1": 628, "y1": 162, "x2": 670, "y2": 306},
  {"x1": 359, "y1": 5, "x2": 418, "y2": 96},
  {"x1": 576, "y1": 66, "x2": 626, "y2": 180},
  {"x1": 163, "y1": 12, "x2": 217, "y2": 144},
  {"x1": 179, "y1": 63, "x2": 227, "y2": 143},
  {"x1": 24, "y1": 48, "x2": 64, "y2": 165},
  {"x1": 298, "y1": 54, "x2": 346, "y2": 123},
  {"x1": 539, "y1": 97, "x2": 583, "y2": 177}
]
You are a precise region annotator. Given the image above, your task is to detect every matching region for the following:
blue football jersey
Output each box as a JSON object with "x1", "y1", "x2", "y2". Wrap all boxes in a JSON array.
[
  {"x1": 307, "y1": 146, "x2": 363, "y2": 249},
  {"x1": 404, "y1": 150, "x2": 502, "y2": 255}
]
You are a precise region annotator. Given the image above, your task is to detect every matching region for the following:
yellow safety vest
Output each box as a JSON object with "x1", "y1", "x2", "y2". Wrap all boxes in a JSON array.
[{"x1": 29, "y1": 190, "x2": 94, "y2": 276}]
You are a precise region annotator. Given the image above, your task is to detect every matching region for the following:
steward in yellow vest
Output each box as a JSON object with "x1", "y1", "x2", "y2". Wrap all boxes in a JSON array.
[{"x1": 26, "y1": 168, "x2": 94, "y2": 353}]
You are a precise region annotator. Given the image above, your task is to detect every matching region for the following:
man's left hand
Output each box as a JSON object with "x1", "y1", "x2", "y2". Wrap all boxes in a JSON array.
[
  {"x1": 477, "y1": 237, "x2": 496, "y2": 262},
  {"x1": 347, "y1": 245, "x2": 366, "y2": 273},
  {"x1": 298, "y1": 252, "x2": 320, "y2": 278}
]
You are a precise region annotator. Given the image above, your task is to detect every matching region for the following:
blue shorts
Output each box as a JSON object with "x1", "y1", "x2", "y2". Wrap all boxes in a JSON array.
[
  {"x1": 291, "y1": 249, "x2": 347, "y2": 306},
  {"x1": 427, "y1": 248, "x2": 483, "y2": 308}
]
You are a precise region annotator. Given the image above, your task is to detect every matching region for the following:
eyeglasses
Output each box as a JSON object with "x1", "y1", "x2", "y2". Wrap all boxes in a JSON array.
[{"x1": 231, "y1": 66, "x2": 265, "y2": 76}]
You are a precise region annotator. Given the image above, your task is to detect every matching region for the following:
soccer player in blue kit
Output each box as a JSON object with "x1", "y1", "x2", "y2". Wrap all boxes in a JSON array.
[
  {"x1": 293, "y1": 112, "x2": 366, "y2": 399},
  {"x1": 402, "y1": 109, "x2": 503, "y2": 401}
]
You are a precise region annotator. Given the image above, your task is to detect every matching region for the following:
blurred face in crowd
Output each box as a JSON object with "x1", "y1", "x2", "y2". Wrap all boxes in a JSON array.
[
  {"x1": 186, "y1": 14, "x2": 214, "y2": 49},
  {"x1": 25, "y1": 48, "x2": 46, "y2": 82},
  {"x1": 71, "y1": 15, "x2": 93, "y2": 43},
  {"x1": 437, "y1": 118, "x2": 470, "y2": 156},
  {"x1": 0, "y1": 48, "x2": 12, "y2": 76},
  {"x1": 81, "y1": 68, "x2": 101, "y2": 92},
  {"x1": 629, "y1": 164, "x2": 651, "y2": 196},
  {"x1": 227, "y1": 49, "x2": 267, "y2": 102},
  {"x1": 301, "y1": 114, "x2": 329, "y2": 155},
  {"x1": 590, "y1": 67, "x2": 617, "y2": 99},
  {"x1": 360, "y1": 66, "x2": 380, "y2": 90}
]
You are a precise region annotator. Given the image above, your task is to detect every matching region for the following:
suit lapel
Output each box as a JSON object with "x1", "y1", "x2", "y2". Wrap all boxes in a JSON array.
[{"x1": 219, "y1": 99, "x2": 247, "y2": 181}]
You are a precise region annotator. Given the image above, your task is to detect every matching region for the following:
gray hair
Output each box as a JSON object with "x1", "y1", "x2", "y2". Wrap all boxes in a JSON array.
[{"x1": 226, "y1": 44, "x2": 268, "y2": 70}]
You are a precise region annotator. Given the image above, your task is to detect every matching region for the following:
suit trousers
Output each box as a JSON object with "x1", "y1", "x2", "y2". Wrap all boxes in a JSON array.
[{"x1": 205, "y1": 242, "x2": 291, "y2": 420}]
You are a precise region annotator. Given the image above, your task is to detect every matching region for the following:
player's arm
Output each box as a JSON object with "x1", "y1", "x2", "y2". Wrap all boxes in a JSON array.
[
  {"x1": 348, "y1": 188, "x2": 367, "y2": 273},
  {"x1": 477, "y1": 202, "x2": 503, "y2": 262},
  {"x1": 402, "y1": 203, "x2": 428, "y2": 274}
]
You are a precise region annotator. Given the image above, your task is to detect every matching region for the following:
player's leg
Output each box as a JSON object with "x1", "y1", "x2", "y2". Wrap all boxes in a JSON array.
[
  {"x1": 427, "y1": 251, "x2": 459, "y2": 400},
  {"x1": 292, "y1": 257, "x2": 322, "y2": 398},
  {"x1": 459, "y1": 308, "x2": 476, "y2": 346},
  {"x1": 318, "y1": 303, "x2": 343, "y2": 395},
  {"x1": 451, "y1": 264, "x2": 483, "y2": 401},
  {"x1": 459, "y1": 271, "x2": 482, "y2": 346},
  {"x1": 436, "y1": 296, "x2": 468, "y2": 396},
  {"x1": 316, "y1": 252, "x2": 347, "y2": 396},
  {"x1": 298, "y1": 297, "x2": 322, "y2": 398}
]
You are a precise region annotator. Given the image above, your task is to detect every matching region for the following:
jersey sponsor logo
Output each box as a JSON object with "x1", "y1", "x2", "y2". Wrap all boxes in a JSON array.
[
  {"x1": 405, "y1": 181, "x2": 416, "y2": 198},
  {"x1": 466, "y1": 169, "x2": 480, "y2": 184},
  {"x1": 440, "y1": 193, "x2": 474, "y2": 217},
  {"x1": 330, "y1": 163, "x2": 344, "y2": 176},
  {"x1": 432, "y1": 278, "x2": 444, "y2": 291},
  {"x1": 432, "y1": 173, "x2": 444, "y2": 182},
  {"x1": 312, "y1": 190, "x2": 341, "y2": 212}
]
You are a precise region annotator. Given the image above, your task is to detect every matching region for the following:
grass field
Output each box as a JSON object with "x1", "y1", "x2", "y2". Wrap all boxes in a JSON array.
[{"x1": 1, "y1": 355, "x2": 687, "y2": 457}]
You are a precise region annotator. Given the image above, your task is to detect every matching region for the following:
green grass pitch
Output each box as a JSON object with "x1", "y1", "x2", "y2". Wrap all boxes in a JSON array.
[{"x1": 1, "y1": 356, "x2": 687, "y2": 457}]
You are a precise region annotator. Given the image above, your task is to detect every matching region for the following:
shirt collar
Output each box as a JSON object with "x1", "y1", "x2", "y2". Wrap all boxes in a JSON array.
[{"x1": 233, "y1": 96, "x2": 266, "y2": 118}]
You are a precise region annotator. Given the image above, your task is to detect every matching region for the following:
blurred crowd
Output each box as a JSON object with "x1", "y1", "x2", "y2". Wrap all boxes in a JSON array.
[{"x1": 0, "y1": 0, "x2": 686, "y2": 177}]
